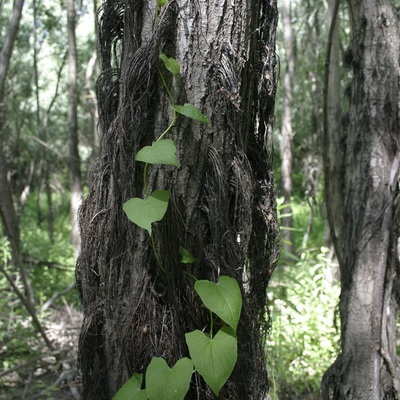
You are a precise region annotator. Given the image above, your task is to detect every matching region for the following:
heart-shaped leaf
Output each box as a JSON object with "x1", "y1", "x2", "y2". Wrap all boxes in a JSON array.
[
  {"x1": 135, "y1": 139, "x2": 179, "y2": 167},
  {"x1": 146, "y1": 357, "x2": 193, "y2": 400},
  {"x1": 123, "y1": 190, "x2": 170, "y2": 235},
  {"x1": 159, "y1": 53, "x2": 180, "y2": 76},
  {"x1": 113, "y1": 373, "x2": 147, "y2": 400},
  {"x1": 185, "y1": 327, "x2": 237, "y2": 396},
  {"x1": 172, "y1": 103, "x2": 210, "y2": 124},
  {"x1": 194, "y1": 276, "x2": 242, "y2": 332}
]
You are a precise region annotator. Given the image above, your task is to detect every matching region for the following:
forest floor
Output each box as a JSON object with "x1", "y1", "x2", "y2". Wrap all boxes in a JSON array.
[{"x1": 0, "y1": 305, "x2": 82, "y2": 400}]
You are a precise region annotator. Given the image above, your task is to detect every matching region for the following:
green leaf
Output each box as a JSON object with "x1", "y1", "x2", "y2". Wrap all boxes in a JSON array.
[
  {"x1": 113, "y1": 373, "x2": 147, "y2": 400},
  {"x1": 185, "y1": 327, "x2": 237, "y2": 396},
  {"x1": 146, "y1": 357, "x2": 193, "y2": 400},
  {"x1": 135, "y1": 139, "x2": 179, "y2": 167},
  {"x1": 194, "y1": 276, "x2": 242, "y2": 332},
  {"x1": 172, "y1": 104, "x2": 210, "y2": 124},
  {"x1": 180, "y1": 247, "x2": 197, "y2": 264},
  {"x1": 159, "y1": 53, "x2": 180, "y2": 76},
  {"x1": 123, "y1": 190, "x2": 170, "y2": 235}
]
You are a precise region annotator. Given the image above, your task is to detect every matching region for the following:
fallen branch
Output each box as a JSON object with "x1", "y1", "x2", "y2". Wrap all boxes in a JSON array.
[
  {"x1": 0, "y1": 349, "x2": 62, "y2": 378},
  {"x1": 41, "y1": 282, "x2": 76, "y2": 312}
]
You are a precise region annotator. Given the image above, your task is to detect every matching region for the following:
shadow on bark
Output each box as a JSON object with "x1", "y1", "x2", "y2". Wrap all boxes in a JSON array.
[{"x1": 76, "y1": 1, "x2": 279, "y2": 399}]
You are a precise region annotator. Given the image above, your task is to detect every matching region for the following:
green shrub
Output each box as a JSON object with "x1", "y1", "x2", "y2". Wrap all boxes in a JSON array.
[{"x1": 267, "y1": 200, "x2": 340, "y2": 399}]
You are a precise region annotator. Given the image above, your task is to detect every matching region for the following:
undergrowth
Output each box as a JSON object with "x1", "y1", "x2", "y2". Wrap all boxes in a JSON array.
[{"x1": 267, "y1": 198, "x2": 340, "y2": 399}]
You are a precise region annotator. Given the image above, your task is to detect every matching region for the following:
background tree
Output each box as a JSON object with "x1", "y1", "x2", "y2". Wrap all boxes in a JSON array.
[
  {"x1": 0, "y1": 0, "x2": 25, "y2": 290},
  {"x1": 76, "y1": 0, "x2": 279, "y2": 399},
  {"x1": 66, "y1": 0, "x2": 82, "y2": 257},
  {"x1": 6, "y1": 0, "x2": 398, "y2": 398},
  {"x1": 0, "y1": 1, "x2": 96, "y2": 398},
  {"x1": 322, "y1": 0, "x2": 400, "y2": 398},
  {"x1": 279, "y1": 0, "x2": 295, "y2": 256}
]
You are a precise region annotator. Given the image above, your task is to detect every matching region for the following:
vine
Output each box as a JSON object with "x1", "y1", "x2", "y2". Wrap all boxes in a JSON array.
[
  {"x1": 113, "y1": 275, "x2": 242, "y2": 400},
  {"x1": 115, "y1": 11, "x2": 242, "y2": 398}
]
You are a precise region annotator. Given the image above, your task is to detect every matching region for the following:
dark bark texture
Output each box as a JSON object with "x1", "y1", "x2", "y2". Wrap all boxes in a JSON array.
[
  {"x1": 322, "y1": 0, "x2": 400, "y2": 398},
  {"x1": 76, "y1": 1, "x2": 279, "y2": 399}
]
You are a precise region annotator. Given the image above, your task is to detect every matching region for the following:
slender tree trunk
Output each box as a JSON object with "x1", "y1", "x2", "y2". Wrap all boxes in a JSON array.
[
  {"x1": 85, "y1": 51, "x2": 101, "y2": 159},
  {"x1": 0, "y1": 0, "x2": 29, "y2": 292},
  {"x1": 66, "y1": 0, "x2": 82, "y2": 258},
  {"x1": 33, "y1": 0, "x2": 55, "y2": 243},
  {"x1": 76, "y1": 1, "x2": 279, "y2": 399},
  {"x1": 0, "y1": 0, "x2": 25, "y2": 241},
  {"x1": 323, "y1": 0, "x2": 344, "y2": 258},
  {"x1": 279, "y1": 0, "x2": 295, "y2": 256},
  {"x1": 0, "y1": 0, "x2": 52, "y2": 347},
  {"x1": 85, "y1": 0, "x2": 101, "y2": 159},
  {"x1": 322, "y1": 1, "x2": 400, "y2": 398}
]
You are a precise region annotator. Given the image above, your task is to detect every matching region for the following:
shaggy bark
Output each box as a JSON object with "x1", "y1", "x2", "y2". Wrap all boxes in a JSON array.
[
  {"x1": 322, "y1": 1, "x2": 400, "y2": 398},
  {"x1": 76, "y1": 1, "x2": 279, "y2": 399}
]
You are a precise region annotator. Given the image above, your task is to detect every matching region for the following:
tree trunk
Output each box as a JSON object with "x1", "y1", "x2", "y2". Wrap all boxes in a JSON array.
[
  {"x1": 279, "y1": 0, "x2": 295, "y2": 256},
  {"x1": 85, "y1": 50, "x2": 101, "y2": 159},
  {"x1": 323, "y1": 0, "x2": 344, "y2": 261},
  {"x1": 76, "y1": 1, "x2": 279, "y2": 399},
  {"x1": 322, "y1": 1, "x2": 400, "y2": 398},
  {"x1": 0, "y1": 0, "x2": 33, "y2": 302},
  {"x1": 0, "y1": 0, "x2": 24, "y2": 264},
  {"x1": 85, "y1": 0, "x2": 101, "y2": 159},
  {"x1": 66, "y1": 0, "x2": 82, "y2": 258},
  {"x1": 0, "y1": 0, "x2": 52, "y2": 347},
  {"x1": 33, "y1": 0, "x2": 55, "y2": 243}
]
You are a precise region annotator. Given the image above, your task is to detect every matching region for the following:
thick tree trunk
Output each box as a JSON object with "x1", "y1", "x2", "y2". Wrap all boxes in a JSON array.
[
  {"x1": 279, "y1": 0, "x2": 295, "y2": 256},
  {"x1": 76, "y1": 1, "x2": 279, "y2": 399},
  {"x1": 322, "y1": 1, "x2": 400, "y2": 398},
  {"x1": 66, "y1": 0, "x2": 82, "y2": 258}
]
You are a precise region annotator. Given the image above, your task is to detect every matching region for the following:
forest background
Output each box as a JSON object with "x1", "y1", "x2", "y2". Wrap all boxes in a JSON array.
[{"x1": 0, "y1": 0, "x2": 370, "y2": 399}]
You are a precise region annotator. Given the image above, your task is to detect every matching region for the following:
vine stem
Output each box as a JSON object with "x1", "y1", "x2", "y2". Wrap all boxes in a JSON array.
[
  {"x1": 157, "y1": 68, "x2": 177, "y2": 142},
  {"x1": 158, "y1": 68, "x2": 175, "y2": 106},
  {"x1": 158, "y1": 113, "x2": 176, "y2": 141},
  {"x1": 182, "y1": 270, "x2": 198, "y2": 281},
  {"x1": 143, "y1": 163, "x2": 149, "y2": 198},
  {"x1": 209, "y1": 310, "x2": 214, "y2": 339},
  {"x1": 151, "y1": 233, "x2": 165, "y2": 272},
  {"x1": 141, "y1": 68, "x2": 176, "y2": 197}
]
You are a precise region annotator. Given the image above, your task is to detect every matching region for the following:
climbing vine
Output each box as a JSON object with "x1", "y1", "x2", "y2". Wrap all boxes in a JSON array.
[
  {"x1": 114, "y1": 50, "x2": 243, "y2": 400},
  {"x1": 113, "y1": 274, "x2": 242, "y2": 400}
]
